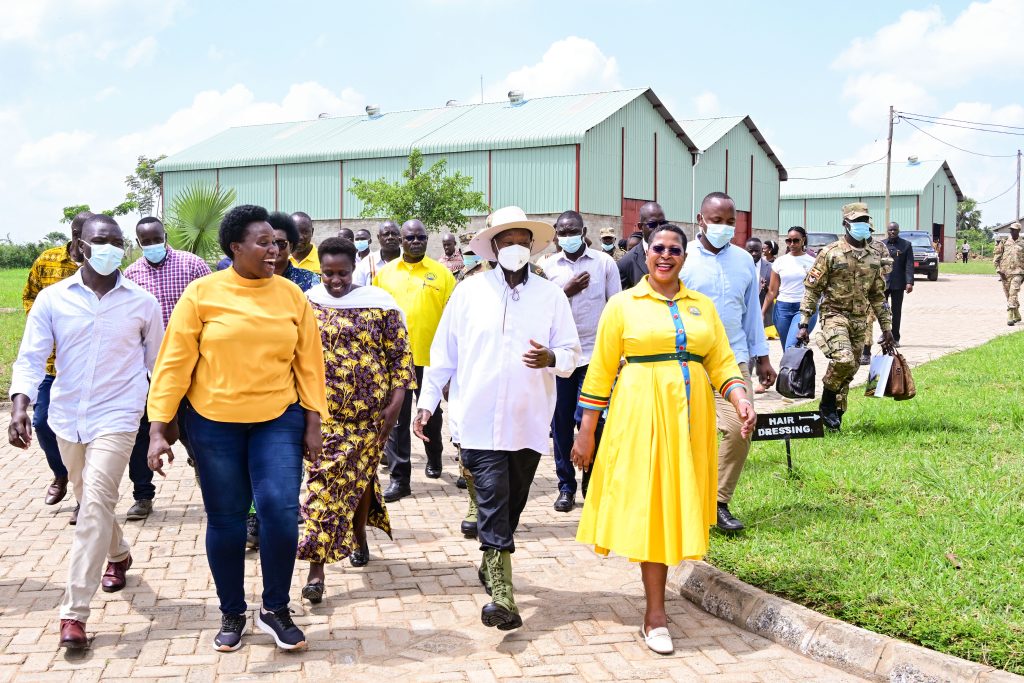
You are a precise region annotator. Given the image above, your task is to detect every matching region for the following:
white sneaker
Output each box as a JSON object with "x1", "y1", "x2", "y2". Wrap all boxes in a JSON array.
[{"x1": 641, "y1": 625, "x2": 674, "y2": 655}]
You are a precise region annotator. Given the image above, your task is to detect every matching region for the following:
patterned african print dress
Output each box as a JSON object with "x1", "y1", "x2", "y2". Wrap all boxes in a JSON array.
[{"x1": 297, "y1": 285, "x2": 415, "y2": 564}]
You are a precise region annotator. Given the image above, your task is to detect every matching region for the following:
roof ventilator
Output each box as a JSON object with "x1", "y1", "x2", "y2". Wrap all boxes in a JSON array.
[
  {"x1": 507, "y1": 90, "x2": 526, "y2": 107},
  {"x1": 907, "y1": 155, "x2": 920, "y2": 166},
  {"x1": 365, "y1": 104, "x2": 382, "y2": 119}
]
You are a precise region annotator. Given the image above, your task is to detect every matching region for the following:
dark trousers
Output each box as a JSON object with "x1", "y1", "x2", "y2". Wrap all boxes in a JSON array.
[
  {"x1": 962, "y1": 253, "x2": 969, "y2": 264},
  {"x1": 385, "y1": 365, "x2": 442, "y2": 485},
  {"x1": 33, "y1": 375, "x2": 67, "y2": 479},
  {"x1": 127, "y1": 412, "x2": 156, "y2": 501},
  {"x1": 183, "y1": 401, "x2": 304, "y2": 615},
  {"x1": 551, "y1": 365, "x2": 602, "y2": 495},
  {"x1": 461, "y1": 448, "x2": 541, "y2": 553},
  {"x1": 885, "y1": 288, "x2": 905, "y2": 342}
]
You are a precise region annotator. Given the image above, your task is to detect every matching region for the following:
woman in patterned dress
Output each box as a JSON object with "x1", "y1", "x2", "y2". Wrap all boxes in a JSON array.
[{"x1": 298, "y1": 237, "x2": 414, "y2": 603}]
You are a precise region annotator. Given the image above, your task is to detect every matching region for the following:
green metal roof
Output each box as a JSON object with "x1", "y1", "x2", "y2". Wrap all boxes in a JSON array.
[
  {"x1": 780, "y1": 159, "x2": 963, "y2": 201},
  {"x1": 157, "y1": 88, "x2": 698, "y2": 172},
  {"x1": 677, "y1": 115, "x2": 788, "y2": 181}
]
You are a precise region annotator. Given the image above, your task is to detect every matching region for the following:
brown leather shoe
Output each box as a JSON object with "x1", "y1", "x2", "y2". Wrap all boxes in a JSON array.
[
  {"x1": 45, "y1": 477, "x2": 68, "y2": 506},
  {"x1": 59, "y1": 619, "x2": 88, "y2": 649},
  {"x1": 101, "y1": 555, "x2": 132, "y2": 593},
  {"x1": 69, "y1": 504, "x2": 80, "y2": 526}
]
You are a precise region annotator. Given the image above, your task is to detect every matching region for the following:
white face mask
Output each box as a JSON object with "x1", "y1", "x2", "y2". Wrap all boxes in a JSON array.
[
  {"x1": 702, "y1": 221, "x2": 735, "y2": 249},
  {"x1": 495, "y1": 244, "x2": 531, "y2": 272},
  {"x1": 82, "y1": 241, "x2": 125, "y2": 276}
]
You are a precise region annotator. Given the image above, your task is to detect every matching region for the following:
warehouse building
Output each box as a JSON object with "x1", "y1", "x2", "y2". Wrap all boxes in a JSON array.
[
  {"x1": 156, "y1": 88, "x2": 707, "y2": 240},
  {"x1": 780, "y1": 158, "x2": 963, "y2": 260},
  {"x1": 678, "y1": 115, "x2": 787, "y2": 244}
]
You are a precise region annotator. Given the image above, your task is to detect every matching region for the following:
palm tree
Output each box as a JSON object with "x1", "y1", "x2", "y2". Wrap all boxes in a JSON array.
[{"x1": 166, "y1": 183, "x2": 236, "y2": 261}]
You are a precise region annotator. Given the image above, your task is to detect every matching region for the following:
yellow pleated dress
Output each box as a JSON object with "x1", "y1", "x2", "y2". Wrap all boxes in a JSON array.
[{"x1": 576, "y1": 277, "x2": 743, "y2": 565}]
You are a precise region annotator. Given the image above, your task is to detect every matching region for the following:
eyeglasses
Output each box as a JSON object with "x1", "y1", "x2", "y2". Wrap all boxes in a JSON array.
[
  {"x1": 272, "y1": 239, "x2": 289, "y2": 249},
  {"x1": 403, "y1": 234, "x2": 428, "y2": 242},
  {"x1": 650, "y1": 244, "x2": 683, "y2": 256},
  {"x1": 784, "y1": 238, "x2": 803, "y2": 245},
  {"x1": 639, "y1": 219, "x2": 669, "y2": 229}
]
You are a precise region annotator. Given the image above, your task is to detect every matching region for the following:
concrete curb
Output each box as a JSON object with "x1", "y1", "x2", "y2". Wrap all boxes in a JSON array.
[{"x1": 668, "y1": 561, "x2": 1023, "y2": 683}]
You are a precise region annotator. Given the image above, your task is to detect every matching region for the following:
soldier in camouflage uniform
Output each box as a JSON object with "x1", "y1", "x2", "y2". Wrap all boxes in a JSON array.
[
  {"x1": 859, "y1": 227, "x2": 894, "y2": 364},
  {"x1": 993, "y1": 222, "x2": 1024, "y2": 326},
  {"x1": 796, "y1": 203, "x2": 895, "y2": 430}
]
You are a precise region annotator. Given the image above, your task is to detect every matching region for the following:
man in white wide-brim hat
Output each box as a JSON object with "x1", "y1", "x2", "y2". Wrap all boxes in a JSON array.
[{"x1": 414, "y1": 206, "x2": 581, "y2": 631}]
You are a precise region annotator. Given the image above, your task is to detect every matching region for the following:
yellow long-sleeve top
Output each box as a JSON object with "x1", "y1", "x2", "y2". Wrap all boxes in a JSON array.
[{"x1": 147, "y1": 268, "x2": 328, "y2": 424}]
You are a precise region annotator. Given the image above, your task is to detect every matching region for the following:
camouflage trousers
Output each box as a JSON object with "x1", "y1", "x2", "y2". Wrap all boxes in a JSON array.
[
  {"x1": 1002, "y1": 275, "x2": 1023, "y2": 309},
  {"x1": 813, "y1": 313, "x2": 868, "y2": 412}
]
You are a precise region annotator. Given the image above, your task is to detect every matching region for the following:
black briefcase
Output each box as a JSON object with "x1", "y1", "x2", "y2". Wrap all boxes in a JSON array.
[{"x1": 776, "y1": 343, "x2": 816, "y2": 399}]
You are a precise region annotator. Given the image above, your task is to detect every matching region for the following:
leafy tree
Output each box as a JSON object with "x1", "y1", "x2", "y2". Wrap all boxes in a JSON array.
[
  {"x1": 60, "y1": 204, "x2": 92, "y2": 223},
  {"x1": 350, "y1": 149, "x2": 489, "y2": 231},
  {"x1": 165, "y1": 182, "x2": 236, "y2": 260},
  {"x1": 126, "y1": 154, "x2": 167, "y2": 217},
  {"x1": 956, "y1": 198, "x2": 982, "y2": 234},
  {"x1": 44, "y1": 231, "x2": 69, "y2": 245},
  {"x1": 59, "y1": 200, "x2": 137, "y2": 224}
]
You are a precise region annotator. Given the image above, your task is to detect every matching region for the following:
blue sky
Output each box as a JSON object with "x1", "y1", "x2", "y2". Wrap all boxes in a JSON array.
[{"x1": 3, "y1": 0, "x2": 1022, "y2": 240}]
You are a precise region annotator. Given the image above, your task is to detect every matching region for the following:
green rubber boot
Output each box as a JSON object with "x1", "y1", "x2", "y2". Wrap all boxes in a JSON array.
[
  {"x1": 481, "y1": 550, "x2": 522, "y2": 630},
  {"x1": 461, "y1": 465, "x2": 478, "y2": 538},
  {"x1": 477, "y1": 553, "x2": 491, "y2": 595}
]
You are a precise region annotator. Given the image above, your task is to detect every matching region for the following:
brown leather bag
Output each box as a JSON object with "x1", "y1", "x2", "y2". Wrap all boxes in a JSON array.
[{"x1": 884, "y1": 352, "x2": 916, "y2": 401}]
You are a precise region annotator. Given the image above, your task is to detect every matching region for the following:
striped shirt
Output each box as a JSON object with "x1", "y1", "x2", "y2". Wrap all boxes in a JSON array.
[{"x1": 124, "y1": 247, "x2": 212, "y2": 326}]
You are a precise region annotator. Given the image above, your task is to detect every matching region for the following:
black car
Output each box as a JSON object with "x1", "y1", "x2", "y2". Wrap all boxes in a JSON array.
[
  {"x1": 806, "y1": 232, "x2": 838, "y2": 257},
  {"x1": 901, "y1": 231, "x2": 939, "y2": 281}
]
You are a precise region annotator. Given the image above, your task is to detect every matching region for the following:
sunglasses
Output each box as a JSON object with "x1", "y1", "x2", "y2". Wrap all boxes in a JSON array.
[
  {"x1": 272, "y1": 239, "x2": 289, "y2": 249},
  {"x1": 403, "y1": 234, "x2": 428, "y2": 243},
  {"x1": 650, "y1": 244, "x2": 683, "y2": 256},
  {"x1": 784, "y1": 238, "x2": 803, "y2": 244},
  {"x1": 639, "y1": 219, "x2": 669, "y2": 229}
]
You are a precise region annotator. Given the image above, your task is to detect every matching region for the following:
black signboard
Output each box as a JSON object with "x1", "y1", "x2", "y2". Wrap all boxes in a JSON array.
[{"x1": 752, "y1": 411, "x2": 825, "y2": 442}]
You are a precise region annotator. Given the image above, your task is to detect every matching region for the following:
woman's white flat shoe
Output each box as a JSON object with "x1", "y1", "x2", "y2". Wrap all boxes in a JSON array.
[{"x1": 641, "y1": 625, "x2": 674, "y2": 655}]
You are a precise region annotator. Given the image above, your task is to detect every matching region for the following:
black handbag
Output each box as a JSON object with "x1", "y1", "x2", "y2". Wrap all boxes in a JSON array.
[{"x1": 776, "y1": 342, "x2": 816, "y2": 399}]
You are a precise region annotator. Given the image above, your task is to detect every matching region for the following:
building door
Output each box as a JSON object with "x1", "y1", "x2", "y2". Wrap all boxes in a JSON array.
[
  {"x1": 622, "y1": 198, "x2": 649, "y2": 237},
  {"x1": 733, "y1": 210, "x2": 752, "y2": 247},
  {"x1": 932, "y1": 223, "x2": 944, "y2": 260}
]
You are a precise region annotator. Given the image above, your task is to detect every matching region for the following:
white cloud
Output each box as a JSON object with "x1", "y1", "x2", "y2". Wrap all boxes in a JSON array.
[
  {"x1": 0, "y1": 3, "x2": 52, "y2": 41},
  {"x1": 483, "y1": 36, "x2": 621, "y2": 102},
  {"x1": 15, "y1": 131, "x2": 97, "y2": 167},
  {"x1": 94, "y1": 86, "x2": 119, "y2": 102},
  {"x1": 693, "y1": 91, "x2": 720, "y2": 117},
  {"x1": 122, "y1": 36, "x2": 157, "y2": 69},
  {"x1": 207, "y1": 45, "x2": 225, "y2": 61}
]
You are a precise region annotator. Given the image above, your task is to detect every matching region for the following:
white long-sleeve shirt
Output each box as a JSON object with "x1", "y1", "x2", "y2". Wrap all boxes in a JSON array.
[
  {"x1": 542, "y1": 247, "x2": 621, "y2": 365},
  {"x1": 418, "y1": 268, "x2": 581, "y2": 454},
  {"x1": 10, "y1": 271, "x2": 163, "y2": 443}
]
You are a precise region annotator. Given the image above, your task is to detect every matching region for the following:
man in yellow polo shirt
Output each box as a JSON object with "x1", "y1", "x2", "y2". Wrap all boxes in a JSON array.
[
  {"x1": 289, "y1": 211, "x2": 320, "y2": 273},
  {"x1": 374, "y1": 219, "x2": 456, "y2": 502}
]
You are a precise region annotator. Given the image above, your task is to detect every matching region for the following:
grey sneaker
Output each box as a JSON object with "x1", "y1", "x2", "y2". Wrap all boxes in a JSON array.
[
  {"x1": 256, "y1": 606, "x2": 306, "y2": 650},
  {"x1": 126, "y1": 499, "x2": 153, "y2": 520}
]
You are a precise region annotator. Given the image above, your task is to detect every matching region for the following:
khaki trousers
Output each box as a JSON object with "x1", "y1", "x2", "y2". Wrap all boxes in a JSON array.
[
  {"x1": 714, "y1": 362, "x2": 754, "y2": 505},
  {"x1": 57, "y1": 432, "x2": 134, "y2": 622}
]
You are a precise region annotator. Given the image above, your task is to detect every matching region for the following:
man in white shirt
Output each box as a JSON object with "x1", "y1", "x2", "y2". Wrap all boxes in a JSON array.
[
  {"x1": 414, "y1": 206, "x2": 580, "y2": 632},
  {"x1": 542, "y1": 210, "x2": 620, "y2": 512},
  {"x1": 353, "y1": 220, "x2": 402, "y2": 286},
  {"x1": 8, "y1": 215, "x2": 163, "y2": 650}
]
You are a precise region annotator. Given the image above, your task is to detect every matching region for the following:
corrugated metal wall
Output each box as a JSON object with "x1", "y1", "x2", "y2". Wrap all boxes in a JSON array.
[
  {"x1": 277, "y1": 162, "x2": 341, "y2": 219},
  {"x1": 580, "y1": 96, "x2": 693, "y2": 221},
  {"x1": 162, "y1": 169, "x2": 218, "y2": 210},
  {"x1": 342, "y1": 157, "x2": 408, "y2": 219},
  {"x1": 779, "y1": 195, "x2": 918, "y2": 234},
  {"x1": 219, "y1": 165, "x2": 275, "y2": 208},
  {"x1": 692, "y1": 123, "x2": 780, "y2": 232},
  {"x1": 421, "y1": 151, "x2": 489, "y2": 207},
  {"x1": 491, "y1": 145, "x2": 575, "y2": 213}
]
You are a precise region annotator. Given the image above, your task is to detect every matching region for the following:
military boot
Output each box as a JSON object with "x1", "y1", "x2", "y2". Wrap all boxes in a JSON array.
[
  {"x1": 481, "y1": 549, "x2": 522, "y2": 630},
  {"x1": 461, "y1": 468, "x2": 478, "y2": 538},
  {"x1": 820, "y1": 389, "x2": 841, "y2": 432},
  {"x1": 1016, "y1": 308, "x2": 1022, "y2": 323},
  {"x1": 1009, "y1": 309, "x2": 1016, "y2": 327},
  {"x1": 477, "y1": 553, "x2": 492, "y2": 595}
]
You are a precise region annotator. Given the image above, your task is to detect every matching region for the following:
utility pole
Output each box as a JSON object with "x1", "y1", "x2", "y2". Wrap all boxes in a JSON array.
[
  {"x1": 884, "y1": 105, "x2": 894, "y2": 229},
  {"x1": 1017, "y1": 149, "x2": 1021, "y2": 221}
]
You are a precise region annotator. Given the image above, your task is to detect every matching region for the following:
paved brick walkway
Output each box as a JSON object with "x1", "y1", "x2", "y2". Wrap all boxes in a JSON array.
[{"x1": 0, "y1": 273, "x2": 1009, "y2": 682}]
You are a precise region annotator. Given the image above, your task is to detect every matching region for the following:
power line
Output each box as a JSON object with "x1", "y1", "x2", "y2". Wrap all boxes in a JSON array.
[
  {"x1": 976, "y1": 180, "x2": 1018, "y2": 204},
  {"x1": 900, "y1": 115, "x2": 1024, "y2": 137},
  {"x1": 787, "y1": 153, "x2": 888, "y2": 180},
  {"x1": 899, "y1": 117, "x2": 1018, "y2": 158},
  {"x1": 897, "y1": 110, "x2": 1024, "y2": 132}
]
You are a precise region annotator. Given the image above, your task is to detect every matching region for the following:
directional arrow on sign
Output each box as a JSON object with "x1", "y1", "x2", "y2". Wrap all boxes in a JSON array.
[{"x1": 798, "y1": 414, "x2": 821, "y2": 422}]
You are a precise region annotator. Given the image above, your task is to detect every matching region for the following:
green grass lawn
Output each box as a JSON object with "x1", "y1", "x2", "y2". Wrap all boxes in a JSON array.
[
  {"x1": 940, "y1": 260, "x2": 996, "y2": 275},
  {"x1": 711, "y1": 331, "x2": 1024, "y2": 673},
  {"x1": 0, "y1": 268, "x2": 29, "y2": 309},
  {"x1": 0, "y1": 313, "x2": 26, "y2": 397}
]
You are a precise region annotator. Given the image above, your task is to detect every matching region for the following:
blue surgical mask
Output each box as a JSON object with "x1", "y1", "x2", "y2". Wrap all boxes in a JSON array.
[
  {"x1": 558, "y1": 234, "x2": 584, "y2": 254},
  {"x1": 602, "y1": 242, "x2": 615, "y2": 252},
  {"x1": 847, "y1": 221, "x2": 872, "y2": 241},
  {"x1": 142, "y1": 243, "x2": 167, "y2": 263},
  {"x1": 463, "y1": 254, "x2": 482, "y2": 268},
  {"x1": 703, "y1": 222, "x2": 735, "y2": 249},
  {"x1": 83, "y1": 242, "x2": 124, "y2": 276},
  {"x1": 354, "y1": 239, "x2": 370, "y2": 252}
]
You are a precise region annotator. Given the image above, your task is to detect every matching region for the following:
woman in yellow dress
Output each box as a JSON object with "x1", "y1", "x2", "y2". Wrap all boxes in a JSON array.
[{"x1": 571, "y1": 224, "x2": 756, "y2": 655}]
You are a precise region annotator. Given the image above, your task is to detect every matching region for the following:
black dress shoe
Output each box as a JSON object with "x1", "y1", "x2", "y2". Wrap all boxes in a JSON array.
[
  {"x1": 456, "y1": 476, "x2": 468, "y2": 489},
  {"x1": 553, "y1": 492, "x2": 575, "y2": 513},
  {"x1": 425, "y1": 465, "x2": 442, "y2": 479},
  {"x1": 350, "y1": 539, "x2": 370, "y2": 567},
  {"x1": 383, "y1": 482, "x2": 411, "y2": 503},
  {"x1": 716, "y1": 503, "x2": 745, "y2": 532},
  {"x1": 461, "y1": 519, "x2": 478, "y2": 538}
]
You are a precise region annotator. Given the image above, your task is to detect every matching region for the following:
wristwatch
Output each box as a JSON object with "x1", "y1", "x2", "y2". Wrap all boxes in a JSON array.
[{"x1": 798, "y1": 322, "x2": 809, "y2": 330}]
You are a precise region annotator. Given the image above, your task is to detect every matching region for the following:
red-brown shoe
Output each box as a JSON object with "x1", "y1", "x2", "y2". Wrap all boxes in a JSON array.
[
  {"x1": 59, "y1": 619, "x2": 88, "y2": 649},
  {"x1": 45, "y1": 477, "x2": 68, "y2": 505},
  {"x1": 101, "y1": 554, "x2": 132, "y2": 593}
]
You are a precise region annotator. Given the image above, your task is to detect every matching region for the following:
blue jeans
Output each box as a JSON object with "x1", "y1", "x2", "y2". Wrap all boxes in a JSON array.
[
  {"x1": 126, "y1": 413, "x2": 156, "y2": 501},
  {"x1": 773, "y1": 300, "x2": 818, "y2": 351},
  {"x1": 183, "y1": 401, "x2": 304, "y2": 615},
  {"x1": 551, "y1": 365, "x2": 602, "y2": 495},
  {"x1": 33, "y1": 375, "x2": 68, "y2": 479}
]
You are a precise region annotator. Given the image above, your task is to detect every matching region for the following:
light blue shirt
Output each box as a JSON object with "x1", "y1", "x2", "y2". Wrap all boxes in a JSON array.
[
  {"x1": 681, "y1": 239, "x2": 769, "y2": 362},
  {"x1": 10, "y1": 271, "x2": 164, "y2": 443}
]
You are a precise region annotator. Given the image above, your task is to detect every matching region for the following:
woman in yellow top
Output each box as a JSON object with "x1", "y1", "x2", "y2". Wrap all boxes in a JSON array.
[
  {"x1": 146, "y1": 204, "x2": 328, "y2": 654},
  {"x1": 571, "y1": 224, "x2": 755, "y2": 656}
]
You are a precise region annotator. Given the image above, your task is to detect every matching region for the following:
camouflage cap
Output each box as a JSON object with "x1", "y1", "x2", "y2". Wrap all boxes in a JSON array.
[
  {"x1": 1012, "y1": 222, "x2": 1022, "y2": 230},
  {"x1": 459, "y1": 232, "x2": 475, "y2": 245},
  {"x1": 599, "y1": 227, "x2": 616, "y2": 238},
  {"x1": 842, "y1": 202, "x2": 871, "y2": 221}
]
